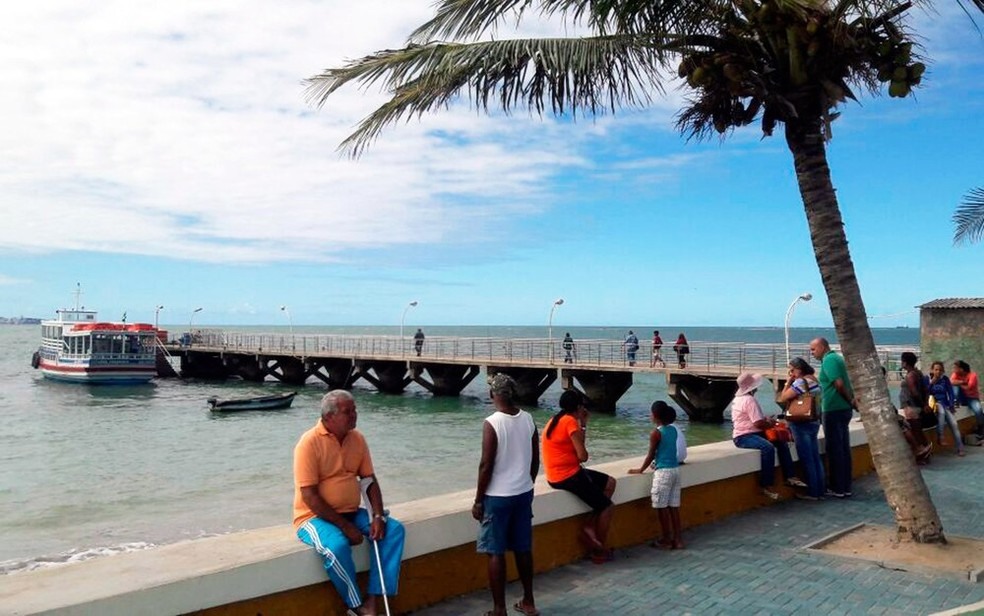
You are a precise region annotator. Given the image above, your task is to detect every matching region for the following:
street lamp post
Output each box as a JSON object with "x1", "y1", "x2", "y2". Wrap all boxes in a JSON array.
[
  {"x1": 189, "y1": 307, "x2": 203, "y2": 330},
  {"x1": 784, "y1": 293, "x2": 813, "y2": 363},
  {"x1": 280, "y1": 305, "x2": 294, "y2": 337},
  {"x1": 400, "y1": 301, "x2": 418, "y2": 356},
  {"x1": 548, "y1": 298, "x2": 564, "y2": 363},
  {"x1": 154, "y1": 305, "x2": 164, "y2": 330}
]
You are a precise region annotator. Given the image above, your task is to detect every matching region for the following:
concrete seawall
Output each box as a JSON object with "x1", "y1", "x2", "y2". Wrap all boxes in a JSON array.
[{"x1": 2, "y1": 412, "x2": 976, "y2": 616}]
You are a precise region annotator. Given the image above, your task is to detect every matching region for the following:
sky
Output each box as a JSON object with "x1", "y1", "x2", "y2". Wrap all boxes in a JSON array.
[{"x1": 1, "y1": 1, "x2": 981, "y2": 329}]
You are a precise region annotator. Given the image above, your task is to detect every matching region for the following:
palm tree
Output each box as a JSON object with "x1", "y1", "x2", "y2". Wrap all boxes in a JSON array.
[
  {"x1": 953, "y1": 187, "x2": 984, "y2": 244},
  {"x1": 306, "y1": 0, "x2": 980, "y2": 542}
]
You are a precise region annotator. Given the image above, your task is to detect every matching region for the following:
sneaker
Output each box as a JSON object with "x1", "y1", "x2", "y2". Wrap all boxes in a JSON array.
[
  {"x1": 761, "y1": 488, "x2": 780, "y2": 500},
  {"x1": 842, "y1": 491, "x2": 853, "y2": 497},
  {"x1": 785, "y1": 478, "x2": 807, "y2": 488},
  {"x1": 824, "y1": 489, "x2": 845, "y2": 498}
]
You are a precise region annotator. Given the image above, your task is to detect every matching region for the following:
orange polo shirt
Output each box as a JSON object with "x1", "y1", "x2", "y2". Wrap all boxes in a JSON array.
[
  {"x1": 542, "y1": 414, "x2": 583, "y2": 483},
  {"x1": 292, "y1": 420, "x2": 374, "y2": 530}
]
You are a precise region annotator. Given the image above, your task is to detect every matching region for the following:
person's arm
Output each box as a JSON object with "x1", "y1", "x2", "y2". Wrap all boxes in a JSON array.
[
  {"x1": 629, "y1": 428, "x2": 661, "y2": 474},
  {"x1": 472, "y1": 421, "x2": 497, "y2": 521},
  {"x1": 530, "y1": 426, "x2": 540, "y2": 483},
  {"x1": 833, "y1": 377, "x2": 855, "y2": 407},
  {"x1": 748, "y1": 399, "x2": 775, "y2": 430},
  {"x1": 570, "y1": 427, "x2": 589, "y2": 462},
  {"x1": 364, "y1": 475, "x2": 387, "y2": 541},
  {"x1": 300, "y1": 486, "x2": 363, "y2": 545},
  {"x1": 941, "y1": 376, "x2": 956, "y2": 409},
  {"x1": 778, "y1": 377, "x2": 799, "y2": 404}
]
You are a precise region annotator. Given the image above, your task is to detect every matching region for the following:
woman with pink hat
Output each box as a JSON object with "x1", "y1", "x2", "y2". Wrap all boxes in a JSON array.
[{"x1": 730, "y1": 372, "x2": 803, "y2": 500}]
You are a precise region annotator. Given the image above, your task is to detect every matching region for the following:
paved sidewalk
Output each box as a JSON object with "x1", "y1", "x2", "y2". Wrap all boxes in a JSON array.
[{"x1": 415, "y1": 446, "x2": 984, "y2": 616}]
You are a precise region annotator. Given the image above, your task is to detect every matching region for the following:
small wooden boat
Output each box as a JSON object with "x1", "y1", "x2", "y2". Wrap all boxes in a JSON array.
[{"x1": 207, "y1": 391, "x2": 297, "y2": 412}]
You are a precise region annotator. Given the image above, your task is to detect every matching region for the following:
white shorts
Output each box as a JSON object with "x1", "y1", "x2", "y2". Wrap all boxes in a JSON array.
[{"x1": 650, "y1": 467, "x2": 681, "y2": 508}]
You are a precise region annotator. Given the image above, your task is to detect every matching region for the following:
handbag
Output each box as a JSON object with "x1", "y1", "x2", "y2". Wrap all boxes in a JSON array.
[
  {"x1": 785, "y1": 377, "x2": 819, "y2": 423},
  {"x1": 765, "y1": 421, "x2": 793, "y2": 443},
  {"x1": 926, "y1": 394, "x2": 938, "y2": 413}
]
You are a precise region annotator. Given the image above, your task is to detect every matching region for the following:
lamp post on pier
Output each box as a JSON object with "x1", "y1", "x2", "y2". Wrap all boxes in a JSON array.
[
  {"x1": 154, "y1": 305, "x2": 164, "y2": 330},
  {"x1": 548, "y1": 298, "x2": 564, "y2": 363},
  {"x1": 784, "y1": 293, "x2": 813, "y2": 363},
  {"x1": 189, "y1": 307, "x2": 203, "y2": 331},
  {"x1": 400, "y1": 301, "x2": 418, "y2": 356},
  {"x1": 280, "y1": 305, "x2": 294, "y2": 337}
]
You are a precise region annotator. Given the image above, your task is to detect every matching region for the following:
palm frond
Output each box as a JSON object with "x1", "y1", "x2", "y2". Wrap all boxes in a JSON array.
[
  {"x1": 306, "y1": 35, "x2": 669, "y2": 156},
  {"x1": 953, "y1": 187, "x2": 984, "y2": 244}
]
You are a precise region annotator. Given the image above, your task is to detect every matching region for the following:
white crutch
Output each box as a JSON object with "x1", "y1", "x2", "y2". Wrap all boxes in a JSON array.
[{"x1": 359, "y1": 477, "x2": 391, "y2": 616}]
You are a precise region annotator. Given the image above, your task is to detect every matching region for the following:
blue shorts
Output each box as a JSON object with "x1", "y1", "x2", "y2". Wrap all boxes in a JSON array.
[{"x1": 477, "y1": 489, "x2": 534, "y2": 555}]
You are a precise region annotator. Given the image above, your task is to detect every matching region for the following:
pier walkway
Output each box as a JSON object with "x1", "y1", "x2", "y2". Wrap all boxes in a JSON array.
[
  {"x1": 167, "y1": 331, "x2": 912, "y2": 422},
  {"x1": 417, "y1": 446, "x2": 984, "y2": 616}
]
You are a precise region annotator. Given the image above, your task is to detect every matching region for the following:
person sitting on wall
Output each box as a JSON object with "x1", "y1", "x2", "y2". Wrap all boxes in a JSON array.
[
  {"x1": 293, "y1": 390, "x2": 405, "y2": 616},
  {"x1": 899, "y1": 352, "x2": 934, "y2": 464},
  {"x1": 542, "y1": 390, "x2": 616, "y2": 563}
]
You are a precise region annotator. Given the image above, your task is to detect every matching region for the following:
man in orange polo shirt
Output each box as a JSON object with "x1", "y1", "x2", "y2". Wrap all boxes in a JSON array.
[{"x1": 294, "y1": 390, "x2": 405, "y2": 616}]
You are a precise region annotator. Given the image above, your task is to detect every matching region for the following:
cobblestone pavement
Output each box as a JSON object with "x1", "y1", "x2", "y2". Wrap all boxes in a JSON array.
[{"x1": 414, "y1": 445, "x2": 984, "y2": 616}]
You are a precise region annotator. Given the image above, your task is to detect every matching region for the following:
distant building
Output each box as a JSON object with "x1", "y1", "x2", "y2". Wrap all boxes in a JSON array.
[
  {"x1": 0, "y1": 316, "x2": 41, "y2": 324},
  {"x1": 918, "y1": 298, "x2": 984, "y2": 375}
]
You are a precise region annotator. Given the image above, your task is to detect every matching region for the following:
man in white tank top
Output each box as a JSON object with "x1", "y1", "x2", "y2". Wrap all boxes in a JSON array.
[{"x1": 472, "y1": 373, "x2": 540, "y2": 616}]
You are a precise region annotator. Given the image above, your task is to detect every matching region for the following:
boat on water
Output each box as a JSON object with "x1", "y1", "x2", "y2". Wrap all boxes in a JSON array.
[
  {"x1": 207, "y1": 391, "x2": 297, "y2": 412},
  {"x1": 32, "y1": 293, "x2": 162, "y2": 384}
]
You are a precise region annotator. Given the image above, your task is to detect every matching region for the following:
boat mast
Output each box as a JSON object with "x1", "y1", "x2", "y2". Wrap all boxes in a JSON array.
[{"x1": 73, "y1": 282, "x2": 83, "y2": 311}]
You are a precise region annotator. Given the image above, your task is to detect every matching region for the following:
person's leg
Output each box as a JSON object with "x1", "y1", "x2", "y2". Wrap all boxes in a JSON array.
[
  {"x1": 822, "y1": 410, "x2": 851, "y2": 495},
  {"x1": 790, "y1": 422, "x2": 819, "y2": 495},
  {"x1": 775, "y1": 440, "x2": 796, "y2": 483},
  {"x1": 656, "y1": 507, "x2": 671, "y2": 545},
  {"x1": 351, "y1": 509, "x2": 406, "y2": 597},
  {"x1": 487, "y1": 554, "x2": 507, "y2": 615},
  {"x1": 968, "y1": 398, "x2": 984, "y2": 435},
  {"x1": 734, "y1": 433, "x2": 776, "y2": 488},
  {"x1": 297, "y1": 518, "x2": 363, "y2": 610},
  {"x1": 935, "y1": 406, "x2": 949, "y2": 445},
  {"x1": 941, "y1": 407, "x2": 964, "y2": 453},
  {"x1": 510, "y1": 490, "x2": 536, "y2": 614},
  {"x1": 833, "y1": 409, "x2": 853, "y2": 494},
  {"x1": 669, "y1": 507, "x2": 683, "y2": 548},
  {"x1": 805, "y1": 423, "x2": 825, "y2": 499}
]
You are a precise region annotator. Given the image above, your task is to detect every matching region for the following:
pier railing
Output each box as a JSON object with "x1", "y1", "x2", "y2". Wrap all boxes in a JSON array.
[{"x1": 183, "y1": 331, "x2": 914, "y2": 378}]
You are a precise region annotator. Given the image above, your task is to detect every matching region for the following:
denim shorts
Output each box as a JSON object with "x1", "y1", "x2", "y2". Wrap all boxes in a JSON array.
[{"x1": 477, "y1": 489, "x2": 534, "y2": 555}]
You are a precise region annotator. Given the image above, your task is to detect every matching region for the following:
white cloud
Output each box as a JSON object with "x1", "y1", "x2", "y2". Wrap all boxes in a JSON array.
[{"x1": 0, "y1": 1, "x2": 604, "y2": 265}]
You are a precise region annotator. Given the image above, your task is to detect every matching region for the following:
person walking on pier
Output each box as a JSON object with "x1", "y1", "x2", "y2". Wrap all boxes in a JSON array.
[
  {"x1": 623, "y1": 330, "x2": 640, "y2": 366},
  {"x1": 730, "y1": 372, "x2": 802, "y2": 500},
  {"x1": 673, "y1": 333, "x2": 690, "y2": 369},
  {"x1": 650, "y1": 330, "x2": 664, "y2": 368},
  {"x1": 413, "y1": 328, "x2": 425, "y2": 357},
  {"x1": 543, "y1": 390, "x2": 616, "y2": 563},
  {"x1": 474, "y1": 373, "x2": 539, "y2": 616},
  {"x1": 293, "y1": 390, "x2": 405, "y2": 616},
  {"x1": 562, "y1": 332, "x2": 576, "y2": 364},
  {"x1": 810, "y1": 337, "x2": 856, "y2": 498}
]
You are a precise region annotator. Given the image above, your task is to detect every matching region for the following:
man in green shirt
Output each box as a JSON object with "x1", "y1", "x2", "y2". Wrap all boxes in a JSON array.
[{"x1": 810, "y1": 337, "x2": 856, "y2": 498}]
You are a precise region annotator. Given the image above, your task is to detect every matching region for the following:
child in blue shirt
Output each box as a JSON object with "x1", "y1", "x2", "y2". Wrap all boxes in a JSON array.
[{"x1": 629, "y1": 400, "x2": 684, "y2": 549}]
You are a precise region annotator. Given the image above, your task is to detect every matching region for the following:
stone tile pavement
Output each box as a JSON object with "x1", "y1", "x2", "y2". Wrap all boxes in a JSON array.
[{"x1": 413, "y1": 445, "x2": 984, "y2": 616}]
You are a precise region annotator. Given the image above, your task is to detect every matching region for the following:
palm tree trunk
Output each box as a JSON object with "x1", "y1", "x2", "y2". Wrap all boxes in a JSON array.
[{"x1": 785, "y1": 118, "x2": 945, "y2": 543}]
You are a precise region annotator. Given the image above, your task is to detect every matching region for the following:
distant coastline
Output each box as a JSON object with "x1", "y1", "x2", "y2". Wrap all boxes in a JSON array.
[{"x1": 0, "y1": 317, "x2": 40, "y2": 324}]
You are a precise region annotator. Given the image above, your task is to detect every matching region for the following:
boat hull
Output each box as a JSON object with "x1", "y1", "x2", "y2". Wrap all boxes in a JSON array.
[
  {"x1": 208, "y1": 392, "x2": 296, "y2": 412},
  {"x1": 39, "y1": 359, "x2": 156, "y2": 384}
]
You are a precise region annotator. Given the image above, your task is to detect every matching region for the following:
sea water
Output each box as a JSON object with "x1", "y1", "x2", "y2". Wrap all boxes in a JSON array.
[{"x1": 0, "y1": 324, "x2": 917, "y2": 573}]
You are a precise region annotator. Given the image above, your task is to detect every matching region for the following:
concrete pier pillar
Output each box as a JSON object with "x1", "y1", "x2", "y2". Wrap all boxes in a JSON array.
[
  {"x1": 561, "y1": 370, "x2": 632, "y2": 414},
  {"x1": 308, "y1": 359, "x2": 357, "y2": 390},
  {"x1": 355, "y1": 360, "x2": 412, "y2": 394},
  {"x1": 487, "y1": 366, "x2": 557, "y2": 407},
  {"x1": 225, "y1": 355, "x2": 267, "y2": 382},
  {"x1": 269, "y1": 357, "x2": 307, "y2": 385},
  {"x1": 666, "y1": 373, "x2": 778, "y2": 423},
  {"x1": 412, "y1": 364, "x2": 480, "y2": 396},
  {"x1": 180, "y1": 353, "x2": 229, "y2": 380}
]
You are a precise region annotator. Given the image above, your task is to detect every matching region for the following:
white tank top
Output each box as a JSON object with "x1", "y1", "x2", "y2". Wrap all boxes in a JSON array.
[{"x1": 484, "y1": 409, "x2": 536, "y2": 497}]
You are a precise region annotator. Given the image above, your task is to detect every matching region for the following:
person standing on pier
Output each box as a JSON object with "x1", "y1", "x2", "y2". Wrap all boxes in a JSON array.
[
  {"x1": 293, "y1": 390, "x2": 405, "y2": 616},
  {"x1": 810, "y1": 337, "x2": 856, "y2": 498},
  {"x1": 623, "y1": 330, "x2": 640, "y2": 366},
  {"x1": 650, "y1": 330, "x2": 664, "y2": 368},
  {"x1": 673, "y1": 333, "x2": 690, "y2": 369},
  {"x1": 562, "y1": 332, "x2": 576, "y2": 364},
  {"x1": 413, "y1": 328, "x2": 425, "y2": 357},
  {"x1": 473, "y1": 373, "x2": 540, "y2": 616}
]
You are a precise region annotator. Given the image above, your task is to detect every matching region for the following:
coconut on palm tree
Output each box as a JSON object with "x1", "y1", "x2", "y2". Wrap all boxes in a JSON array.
[{"x1": 307, "y1": 0, "x2": 981, "y2": 542}]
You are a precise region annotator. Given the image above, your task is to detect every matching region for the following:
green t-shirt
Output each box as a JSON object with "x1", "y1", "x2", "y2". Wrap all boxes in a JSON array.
[{"x1": 818, "y1": 351, "x2": 853, "y2": 412}]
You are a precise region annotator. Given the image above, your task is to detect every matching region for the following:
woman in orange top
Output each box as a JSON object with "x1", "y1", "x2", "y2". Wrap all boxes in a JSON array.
[{"x1": 542, "y1": 390, "x2": 617, "y2": 563}]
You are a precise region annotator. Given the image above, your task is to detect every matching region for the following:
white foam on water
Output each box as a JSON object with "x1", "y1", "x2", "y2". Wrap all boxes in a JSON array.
[{"x1": 0, "y1": 542, "x2": 156, "y2": 575}]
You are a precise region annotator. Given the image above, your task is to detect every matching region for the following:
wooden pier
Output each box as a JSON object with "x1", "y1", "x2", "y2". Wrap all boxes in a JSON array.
[{"x1": 163, "y1": 331, "x2": 913, "y2": 422}]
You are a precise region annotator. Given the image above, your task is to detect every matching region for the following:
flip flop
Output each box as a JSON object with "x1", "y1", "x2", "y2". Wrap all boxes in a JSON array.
[{"x1": 513, "y1": 601, "x2": 540, "y2": 616}]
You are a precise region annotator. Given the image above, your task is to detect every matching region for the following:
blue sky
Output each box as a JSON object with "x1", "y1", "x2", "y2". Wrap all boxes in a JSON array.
[{"x1": 1, "y1": 2, "x2": 981, "y2": 328}]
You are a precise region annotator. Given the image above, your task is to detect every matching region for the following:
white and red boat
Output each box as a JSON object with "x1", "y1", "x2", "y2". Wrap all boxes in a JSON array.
[{"x1": 33, "y1": 304, "x2": 162, "y2": 384}]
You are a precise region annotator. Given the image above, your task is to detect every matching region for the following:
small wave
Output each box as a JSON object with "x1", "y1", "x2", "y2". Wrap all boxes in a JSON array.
[{"x1": 0, "y1": 542, "x2": 156, "y2": 576}]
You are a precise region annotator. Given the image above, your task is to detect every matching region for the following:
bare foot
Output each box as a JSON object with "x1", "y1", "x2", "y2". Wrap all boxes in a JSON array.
[
  {"x1": 580, "y1": 526, "x2": 603, "y2": 551},
  {"x1": 671, "y1": 540, "x2": 685, "y2": 550}
]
